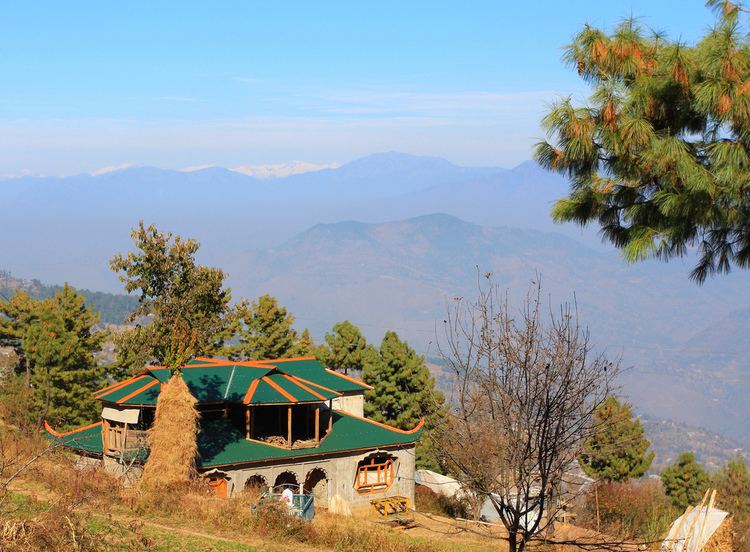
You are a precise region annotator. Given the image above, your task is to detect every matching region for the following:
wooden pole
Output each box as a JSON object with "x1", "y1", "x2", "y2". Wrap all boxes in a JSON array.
[
  {"x1": 315, "y1": 405, "x2": 320, "y2": 444},
  {"x1": 287, "y1": 406, "x2": 292, "y2": 448},
  {"x1": 102, "y1": 419, "x2": 109, "y2": 454},
  {"x1": 245, "y1": 407, "x2": 250, "y2": 439}
]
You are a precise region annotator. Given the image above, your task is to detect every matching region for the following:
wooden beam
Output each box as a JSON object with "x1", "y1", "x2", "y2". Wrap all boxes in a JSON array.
[
  {"x1": 287, "y1": 406, "x2": 292, "y2": 449},
  {"x1": 102, "y1": 418, "x2": 109, "y2": 453},
  {"x1": 315, "y1": 405, "x2": 320, "y2": 444},
  {"x1": 245, "y1": 407, "x2": 250, "y2": 439}
]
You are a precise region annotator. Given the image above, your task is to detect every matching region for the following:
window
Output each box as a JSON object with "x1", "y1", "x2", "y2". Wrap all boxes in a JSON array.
[{"x1": 355, "y1": 455, "x2": 395, "y2": 494}]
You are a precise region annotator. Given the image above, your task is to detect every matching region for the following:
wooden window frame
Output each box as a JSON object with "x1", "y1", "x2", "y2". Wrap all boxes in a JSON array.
[{"x1": 354, "y1": 456, "x2": 395, "y2": 494}]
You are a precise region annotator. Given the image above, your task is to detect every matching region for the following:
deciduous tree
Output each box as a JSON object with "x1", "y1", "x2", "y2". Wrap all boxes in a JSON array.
[
  {"x1": 110, "y1": 222, "x2": 233, "y2": 372},
  {"x1": 579, "y1": 396, "x2": 654, "y2": 481},
  {"x1": 535, "y1": 1, "x2": 750, "y2": 282},
  {"x1": 435, "y1": 278, "x2": 617, "y2": 552}
]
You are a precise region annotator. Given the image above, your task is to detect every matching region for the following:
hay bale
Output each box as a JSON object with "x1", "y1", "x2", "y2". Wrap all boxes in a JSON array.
[
  {"x1": 140, "y1": 373, "x2": 198, "y2": 490},
  {"x1": 701, "y1": 516, "x2": 733, "y2": 552},
  {"x1": 328, "y1": 494, "x2": 352, "y2": 517}
]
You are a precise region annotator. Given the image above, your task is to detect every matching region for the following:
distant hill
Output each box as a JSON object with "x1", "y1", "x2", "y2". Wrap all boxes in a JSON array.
[
  {"x1": 0, "y1": 152, "x2": 583, "y2": 292},
  {"x1": 643, "y1": 418, "x2": 749, "y2": 473},
  {"x1": 221, "y1": 214, "x2": 750, "y2": 445},
  {"x1": 0, "y1": 270, "x2": 137, "y2": 325},
  {"x1": 3, "y1": 152, "x2": 749, "y2": 447}
]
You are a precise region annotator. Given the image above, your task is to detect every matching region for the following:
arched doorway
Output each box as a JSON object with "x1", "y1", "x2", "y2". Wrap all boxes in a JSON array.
[
  {"x1": 273, "y1": 471, "x2": 299, "y2": 493},
  {"x1": 303, "y1": 467, "x2": 328, "y2": 508},
  {"x1": 244, "y1": 474, "x2": 268, "y2": 500}
]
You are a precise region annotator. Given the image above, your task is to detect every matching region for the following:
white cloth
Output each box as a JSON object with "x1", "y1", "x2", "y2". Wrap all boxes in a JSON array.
[{"x1": 280, "y1": 488, "x2": 294, "y2": 508}]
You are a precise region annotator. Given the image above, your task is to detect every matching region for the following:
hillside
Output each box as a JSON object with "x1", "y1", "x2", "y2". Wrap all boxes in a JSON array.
[
  {"x1": 3, "y1": 152, "x2": 749, "y2": 447},
  {"x1": 643, "y1": 418, "x2": 750, "y2": 473},
  {"x1": 224, "y1": 214, "x2": 750, "y2": 445},
  {"x1": 0, "y1": 270, "x2": 137, "y2": 325}
]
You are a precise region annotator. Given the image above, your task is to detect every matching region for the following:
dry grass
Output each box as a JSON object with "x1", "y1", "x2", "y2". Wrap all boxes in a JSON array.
[
  {"x1": 140, "y1": 373, "x2": 198, "y2": 490},
  {"x1": 701, "y1": 516, "x2": 733, "y2": 552}
]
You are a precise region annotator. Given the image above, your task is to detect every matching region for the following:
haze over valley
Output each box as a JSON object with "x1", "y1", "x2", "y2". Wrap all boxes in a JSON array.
[{"x1": 3, "y1": 152, "x2": 749, "y2": 455}]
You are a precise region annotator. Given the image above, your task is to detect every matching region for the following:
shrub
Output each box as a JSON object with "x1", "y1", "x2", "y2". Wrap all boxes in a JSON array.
[
  {"x1": 577, "y1": 479, "x2": 676, "y2": 543},
  {"x1": 415, "y1": 485, "x2": 469, "y2": 519}
]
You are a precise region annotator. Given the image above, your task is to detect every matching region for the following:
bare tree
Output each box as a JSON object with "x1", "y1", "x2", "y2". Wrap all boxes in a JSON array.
[{"x1": 435, "y1": 276, "x2": 618, "y2": 552}]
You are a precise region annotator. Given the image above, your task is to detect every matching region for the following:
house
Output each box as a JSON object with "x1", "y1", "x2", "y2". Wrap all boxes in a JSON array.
[{"x1": 44, "y1": 356, "x2": 423, "y2": 509}]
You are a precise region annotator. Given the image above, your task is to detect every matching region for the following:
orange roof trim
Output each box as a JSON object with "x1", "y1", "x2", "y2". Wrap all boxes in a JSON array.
[
  {"x1": 44, "y1": 420, "x2": 102, "y2": 438},
  {"x1": 262, "y1": 376, "x2": 297, "y2": 402},
  {"x1": 287, "y1": 374, "x2": 342, "y2": 396},
  {"x1": 341, "y1": 412, "x2": 425, "y2": 435},
  {"x1": 116, "y1": 378, "x2": 160, "y2": 404},
  {"x1": 254, "y1": 356, "x2": 316, "y2": 363},
  {"x1": 324, "y1": 368, "x2": 373, "y2": 389},
  {"x1": 242, "y1": 379, "x2": 261, "y2": 404},
  {"x1": 283, "y1": 374, "x2": 327, "y2": 401},
  {"x1": 95, "y1": 374, "x2": 147, "y2": 399}
]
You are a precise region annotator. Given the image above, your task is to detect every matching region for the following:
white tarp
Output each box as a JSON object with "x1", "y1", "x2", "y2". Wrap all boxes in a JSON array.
[
  {"x1": 415, "y1": 469, "x2": 462, "y2": 498},
  {"x1": 661, "y1": 507, "x2": 728, "y2": 552},
  {"x1": 101, "y1": 406, "x2": 139, "y2": 424}
]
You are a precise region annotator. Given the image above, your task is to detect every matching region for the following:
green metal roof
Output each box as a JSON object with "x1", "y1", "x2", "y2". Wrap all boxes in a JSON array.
[
  {"x1": 43, "y1": 421, "x2": 104, "y2": 455},
  {"x1": 196, "y1": 411, "x2": 422, "y2": 468},
  {"x1": 94, "y1": 357, "x2": 369, "y2": 406},
  {"x1": 44, "y1": 411, "x2": 423, "y2": 468}
]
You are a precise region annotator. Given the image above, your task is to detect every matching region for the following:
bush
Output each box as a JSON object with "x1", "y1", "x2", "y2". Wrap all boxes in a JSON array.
[
  {"x1": 577, "y1": 479, "x2": 676, "y2": 543},
  {"x1": 415, "y1": 485, "x2": 469, "y2": 519}
]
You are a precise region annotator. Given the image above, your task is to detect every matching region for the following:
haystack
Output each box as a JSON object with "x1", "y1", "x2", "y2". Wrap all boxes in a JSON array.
[
  {"x1": 661, "y1": 490, "x2": 732, "y2": 552},
  {"x1": 139, "y1": 373, "x2": 199, "y2": 490}
]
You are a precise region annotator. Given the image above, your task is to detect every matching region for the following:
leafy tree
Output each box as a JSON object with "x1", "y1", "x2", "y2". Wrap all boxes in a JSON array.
[
  {"x1": 713, "y1": 455, "x2": 750, "y2": 518},
  {"x1": 660, "y1": 452, "x2": 709, "y2": 510},
  {"x1": 229, "y1": 295, "x2": 310, "y2": 360},
  {"x1": 362, "y1": 331, "x2": 445, "y2": 471},
  {"x1": 579, "y1": 396, "x2": 654, "y2": 481},
  {"x1": 315, "y1": 320, "x2": 367, "y2": 374},
  {"x1": 23, "y1": 285, "x2": 105, "y2": 429},
  {"x1": 535, "y1": 1, "x2": 750, "y2": 282},
  {"x1": 110, "y1": 222, "x2": 233, "y2": 372}
]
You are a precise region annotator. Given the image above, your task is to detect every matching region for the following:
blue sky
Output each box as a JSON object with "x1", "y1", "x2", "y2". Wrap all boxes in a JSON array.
[{"x1": 0, "y1": 1, "x2": 717, "y2": 175}]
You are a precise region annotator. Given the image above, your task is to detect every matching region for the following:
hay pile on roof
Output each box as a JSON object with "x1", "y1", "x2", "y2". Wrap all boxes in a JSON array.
[{"x1": 140, "y1": 373, "x2": 198, "y2": 489}]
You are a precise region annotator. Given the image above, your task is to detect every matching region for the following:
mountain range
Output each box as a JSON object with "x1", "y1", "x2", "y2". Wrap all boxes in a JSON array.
[{"x1": 2, "y1": 152, "x2": 748, "y2": 450}]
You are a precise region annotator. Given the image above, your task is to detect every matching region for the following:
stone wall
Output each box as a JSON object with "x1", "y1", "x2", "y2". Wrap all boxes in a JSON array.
[
  {"x1": 203, "y1": 444, "x2": 416, "y2": 511},
  {"x1": 331, "y1": 392, "x2": 364, "y2": 417}
]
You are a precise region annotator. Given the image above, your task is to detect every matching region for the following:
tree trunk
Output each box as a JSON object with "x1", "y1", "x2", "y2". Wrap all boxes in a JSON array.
[{"x1": 508, "y1": 530, "x2": 518, "y2": 552}]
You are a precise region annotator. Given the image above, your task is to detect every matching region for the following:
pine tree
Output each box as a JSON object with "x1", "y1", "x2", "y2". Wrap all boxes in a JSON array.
[
  {"x1": 660, "y1": 452, "x2": 709, "y2": 510},
  {"x1": 229, "y1": 295, "x2": 308, "y2": 360},
  {"x1": 296, "y1": 328, "x2": 315, "y2": 355},
  {"x1": 579, "y1": 397, "x2": 654, "y2": 481},
  {"x1": 110, "y1": 222, "x2": 233, "y2": 373},
  {"x1": 316, "y1": 320, "x2": 367, "y2": 375},
  {"x1": 362, "y1": 331, "x2": 446, "y2": 471},
  {"x1": 535, "y1": 1, "x2": 750, "y2": 282},
  {"x1": 24, "y1": 285, "x2": 105, "y2": 429},
  {"x1": 713, "y1": 455, "x2": 750, "y2": 518}
]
